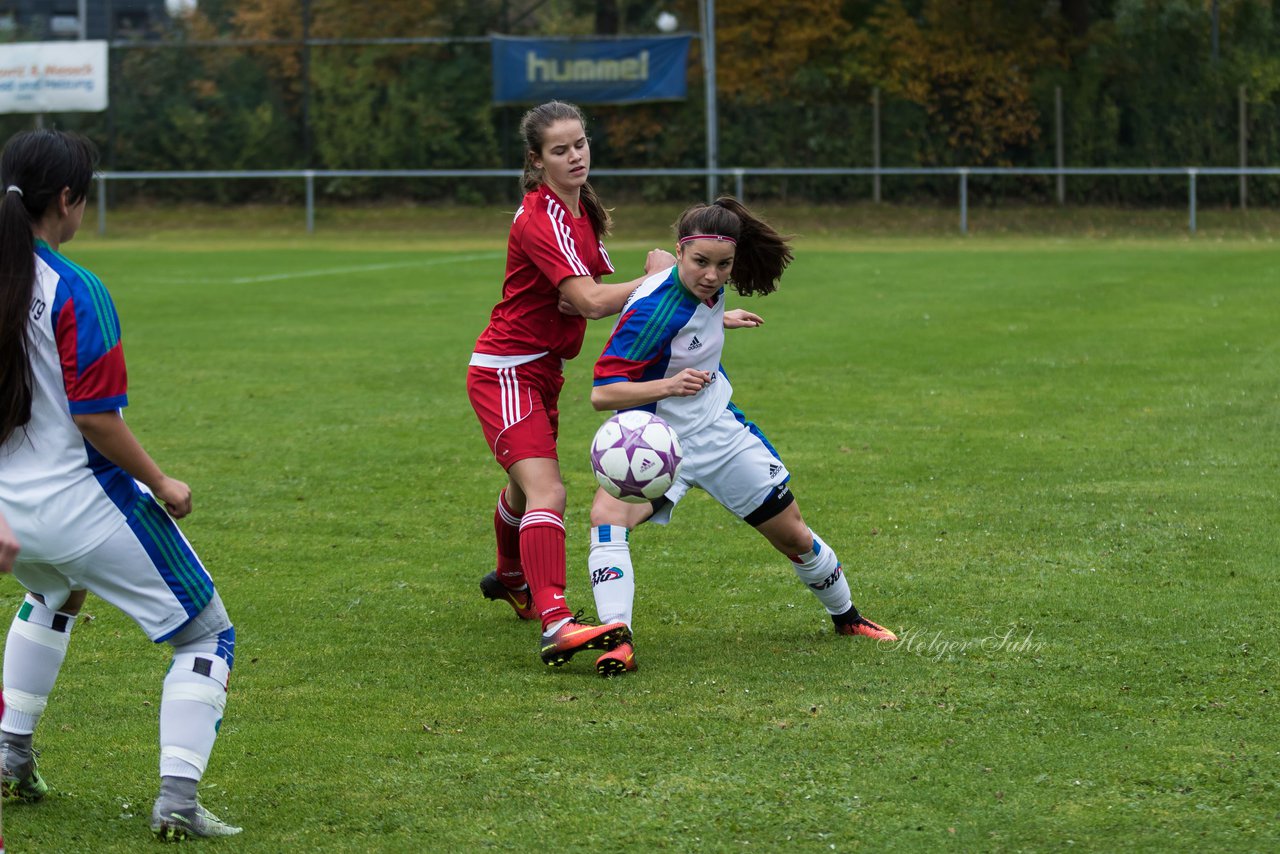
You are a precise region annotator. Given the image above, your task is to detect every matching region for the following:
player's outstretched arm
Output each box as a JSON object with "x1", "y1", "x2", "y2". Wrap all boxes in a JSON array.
[
  {"x1": 724, "y1": 308, "x2": 763, "y2": 328},
  {"x1": 559, "y1": 275, "x2": 637, "y2": 319},
  {"x1": 590, "y1": 369, "x2": 711, "y2": 411},
  {"x1": 71, "y1": 412, "x2": 192, "y2": 518},
  {"x1": 559, "y1": 249, "x2": 677, "y2": 319}
]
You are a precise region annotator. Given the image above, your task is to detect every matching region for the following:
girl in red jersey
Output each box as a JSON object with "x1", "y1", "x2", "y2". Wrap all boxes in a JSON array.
[{"x1": 468, "y1": 101, "x2": 675, "y2": 667}]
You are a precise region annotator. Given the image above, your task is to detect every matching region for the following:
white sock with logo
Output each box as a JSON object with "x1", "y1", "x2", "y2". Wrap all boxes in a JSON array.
[
  {"x1": 589, "y1": 525, "x2": 635, "y2": 629},
  {"x1": 788, "y1": 530, "x2": 852, "y2": 615}
]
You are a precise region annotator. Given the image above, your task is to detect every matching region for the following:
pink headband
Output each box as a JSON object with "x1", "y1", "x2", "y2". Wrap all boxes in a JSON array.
[{"x1": 678, "y1": 233, "x2": 737, "y2": 247}]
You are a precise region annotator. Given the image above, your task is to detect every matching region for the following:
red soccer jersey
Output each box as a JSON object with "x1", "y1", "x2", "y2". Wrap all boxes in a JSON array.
[{"x1": 473, "y1": 187, "x2": 615, "y2": 362}]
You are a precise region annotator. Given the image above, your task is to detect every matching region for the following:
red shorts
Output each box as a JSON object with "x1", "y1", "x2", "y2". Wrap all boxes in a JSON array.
[{"x1": 467, "y1": 355, "x2": 565, "y2": 470}]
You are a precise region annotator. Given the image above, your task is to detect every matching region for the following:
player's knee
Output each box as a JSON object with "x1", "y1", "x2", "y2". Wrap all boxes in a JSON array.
[
  {"x1": 745, "y1": 484, "x2": 798, "y2": 531},
  {"x1": 523, "y1": 481, "x2": 566, "y2": 514},
  {"x1": 166, "y1": 594, "x2": 235, "y2": 672},
  {"x1": 590, "y1": 490, "x2": 653, "y2": 527}
]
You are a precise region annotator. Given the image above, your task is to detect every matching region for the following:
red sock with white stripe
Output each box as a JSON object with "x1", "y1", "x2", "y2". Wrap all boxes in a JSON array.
[
  {"x1": 519, "y1": 508, "x2": 573, "y2": 629},
  {"x1": 493, "y1": 489, "x2": 526, "y2": 589}
]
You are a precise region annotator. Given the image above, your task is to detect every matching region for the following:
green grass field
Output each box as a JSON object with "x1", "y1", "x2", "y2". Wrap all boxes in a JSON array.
[{"x1": 3, "y1": 206, "x2": 1277, "y2": 851}]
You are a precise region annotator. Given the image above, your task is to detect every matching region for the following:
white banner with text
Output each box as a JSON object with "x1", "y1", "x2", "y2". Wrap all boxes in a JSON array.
[{"x1": 0, "y1": 41, "x2": 108, "y2": 114}]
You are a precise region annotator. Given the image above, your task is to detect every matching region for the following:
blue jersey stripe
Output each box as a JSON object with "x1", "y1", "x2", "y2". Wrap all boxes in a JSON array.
[
  {"x1": 728, "y1": 401, "x2": 782, "y2": 460},
  {"x1": 40, "y1": 245, "x2": 121, "y2": 351},
  {"x1": 628, "y1": 284, "x2": 699, "y2": 362},
  {"x1": 128, "y1": 497, "x2": 213, "y2": 618}
]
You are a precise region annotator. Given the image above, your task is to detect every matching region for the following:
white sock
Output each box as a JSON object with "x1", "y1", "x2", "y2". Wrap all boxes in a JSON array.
[
  {"x1": 589, "y1": 525, "x2": 635, "y2": 629},
  {"x1": 159, "y1": 648, "x2": 229, "y2": 780},
  {"x1": 788, "y1": 530, "x2": 853, "y2": 616},
  {"x1": 2, "y1": 596, "x2": 75, "y2": 736}
]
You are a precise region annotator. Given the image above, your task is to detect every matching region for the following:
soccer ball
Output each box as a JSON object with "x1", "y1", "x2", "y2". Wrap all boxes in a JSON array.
[{"x1": 589, "y1": 411, "x2": 683, "y2": 503}]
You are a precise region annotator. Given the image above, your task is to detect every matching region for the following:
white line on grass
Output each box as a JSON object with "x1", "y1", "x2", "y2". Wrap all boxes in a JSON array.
[{"x1": 141, "y1": 252, "x2": 503, "y2": 286}]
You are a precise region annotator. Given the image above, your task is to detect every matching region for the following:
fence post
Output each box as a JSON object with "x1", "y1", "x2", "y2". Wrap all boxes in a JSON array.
[
  {"x1": 1239, "y1": 85, "x2": 1247, "y2": 212},
  {"x1": 872, "y1": 86, "x2": 881, "y2": 204},
  {"x1": 96, "y1": 174, "x2": 107, "y2": 236},
  {"x1": 1188, "y1": 168, "x2": 1197, "y2": 234},
  {"x1": 959, "y1": 169, "x2": 969, "y2": 234},
  {"x1": 1055, "y1": 86, "x2": 1065, "y2": 205},
  {"x1": 305, "y1": 171, "x2": 315, "y2": 234},
  {"x1": 733, "y1": 168, "x2": 744, "y2": 202}
]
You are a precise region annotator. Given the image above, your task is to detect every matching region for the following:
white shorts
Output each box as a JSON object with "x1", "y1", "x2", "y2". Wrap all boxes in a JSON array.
[
  {"x1": 13, "y1": 493, "x2": 217, "y2": 643},
  {"x1": 652, "y1": 403, "x2": 790, "y2": 525}
]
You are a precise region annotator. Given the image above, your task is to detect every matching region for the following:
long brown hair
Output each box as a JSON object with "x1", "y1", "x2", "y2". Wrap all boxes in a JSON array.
[
  {"x1": 518, "y1": 100, "x2": 612, "y2": 238},
  {"x1": 0, "y1": 129, "x2": 98, "y2": 444},
  {"x1": 675, "y1": 196, "x2": 793, "y2": 296}
]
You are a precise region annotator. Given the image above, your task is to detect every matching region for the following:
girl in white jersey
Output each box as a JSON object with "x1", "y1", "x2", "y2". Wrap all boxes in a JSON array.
[
  {"x1": 0, "y1": 130, "x2": 239, "y2": 840},
  {"x1": 586, "y1": 197, "x2": 897, "y2": 676}
]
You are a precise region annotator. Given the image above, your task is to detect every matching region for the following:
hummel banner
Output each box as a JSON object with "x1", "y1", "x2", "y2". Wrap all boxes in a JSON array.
[{"x1": 491, "y1": 35, "x2": 691, "y2": 105}]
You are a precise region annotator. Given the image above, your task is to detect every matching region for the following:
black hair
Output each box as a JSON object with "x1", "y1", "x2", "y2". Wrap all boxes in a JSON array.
[
  {"x1": 519, "y1": 100, "x2": 612, "y2": 238},
  {"x1": 674, "y1": 196, "x2": 793, "y2": 296},
  {"x1": 0, "y1": 129, "x2": 98, "y2": 444}
]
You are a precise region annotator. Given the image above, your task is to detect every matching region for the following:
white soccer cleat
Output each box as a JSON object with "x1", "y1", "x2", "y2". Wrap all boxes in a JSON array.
[{"x1": 151, "y1": 800, "x2": 243, "y2": 841}]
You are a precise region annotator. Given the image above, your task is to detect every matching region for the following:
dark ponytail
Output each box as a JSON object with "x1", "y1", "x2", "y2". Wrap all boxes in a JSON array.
[
  {"x1": 518, "y1": 100, "x2": 613, "y2": 238},
  {"x1": 674, "y1": 196, "x2": 793, "y2": 297},
  {"x1": 0, "y1": 129, "x2": 97, "y2": 444}
]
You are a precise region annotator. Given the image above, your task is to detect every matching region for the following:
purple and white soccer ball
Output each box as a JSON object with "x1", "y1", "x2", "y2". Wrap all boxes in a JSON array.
[{"x1": 589, "y1": 411, "x2": 683, "y2": 503}]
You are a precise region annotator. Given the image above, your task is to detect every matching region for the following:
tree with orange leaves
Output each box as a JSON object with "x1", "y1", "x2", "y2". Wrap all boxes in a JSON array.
[{"x1": 852, "y1": 0, "x2": 1067, "y2": 165}]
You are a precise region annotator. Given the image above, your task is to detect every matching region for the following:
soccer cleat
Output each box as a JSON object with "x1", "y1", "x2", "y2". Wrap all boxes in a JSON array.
[
  {"x1": 539, "y1": 611, "x2": 631, "y2": 667},
  {"x1": 834, "y1": 612, "x2": 898, "y2": 642},
  {"x1": 595, "y1": 641, "x2": 637, "y2": 677},
  {"x1": 480, "y1": 571, "x2": 535, "y2": 620},
  {"x1": 0, "y1": 746, "x2": 49, "y2": 802},
  {"x1": 151, "y1": 800, "x2": 243, "y2": 842}
]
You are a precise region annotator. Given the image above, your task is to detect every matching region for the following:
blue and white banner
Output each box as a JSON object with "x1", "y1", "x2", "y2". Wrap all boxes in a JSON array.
[
  {"x1": 491, "y1": 35, "x2": 691, "y2": 105},
  {"x1": 0, "y1": 41, "x2": 108, "y2": 114}
]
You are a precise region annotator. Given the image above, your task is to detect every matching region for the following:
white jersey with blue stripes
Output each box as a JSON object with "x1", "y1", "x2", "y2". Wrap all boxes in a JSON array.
[{"x1": 593, "y1": 266, "x2": 732, "y2": 439}]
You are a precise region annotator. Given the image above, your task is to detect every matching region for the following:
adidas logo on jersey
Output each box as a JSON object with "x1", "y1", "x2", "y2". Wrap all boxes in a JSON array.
[
  {"x1": 769, "y1": 463, "x2": 783, "y2": 479},
  {"x1": 687, "y1": 336, "x2": 703, "y2": 351}
]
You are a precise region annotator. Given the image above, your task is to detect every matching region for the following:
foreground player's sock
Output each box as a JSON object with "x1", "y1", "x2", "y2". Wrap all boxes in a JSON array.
[
  {"x1": 493, "y1": 489, "x2": 526, "y2": 588},
  {"x1": 787, "y1": 530, "x2": 853, "y2": 615},
  {"x1": 2, "y1": 596, "x2": 75, "y2": 736},
  {"x1": 588, "y1": 525, "x2": 635, "y2": 628},
  {"x1": 157, "y1": 775, "x2": 198, "y2": 809},
  {"x1": 520, "y1": 508, "x2": 572, "y2": 628},
  {"x1": 159, "y1": 624, "x2": 233, "y2": 784}
]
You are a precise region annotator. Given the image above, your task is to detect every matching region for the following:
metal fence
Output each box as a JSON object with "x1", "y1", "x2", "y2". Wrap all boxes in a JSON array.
[{"x1": 94, "y1": 166, "x2": 1280, "y2": 236}]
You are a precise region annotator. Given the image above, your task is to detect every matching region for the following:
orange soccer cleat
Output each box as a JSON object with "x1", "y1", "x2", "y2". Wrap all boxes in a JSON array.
[
  {"x1": 539, "y1": 613, "x2": 631, "y2": 667},
  {"x1": 595, "y1": 642, "x2": 637, "y2": 677},
  {"x1": 834, "y1": 611, "x2": 898, "y2": 642}
]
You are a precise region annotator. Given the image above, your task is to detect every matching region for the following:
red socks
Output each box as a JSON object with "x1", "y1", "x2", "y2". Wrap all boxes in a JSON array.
[
  {"x1": 493, "y1": 489, "x2": 526, "y2": 589},
  {"x1": 519, "y1": 509, "x2": 572, "y2": 628}
]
